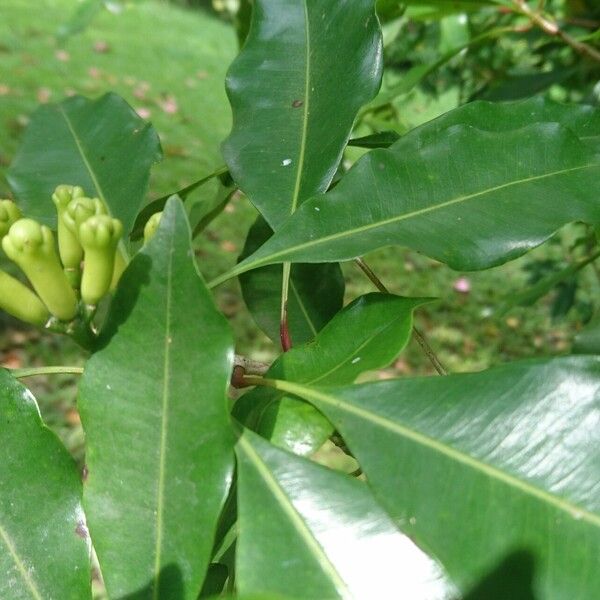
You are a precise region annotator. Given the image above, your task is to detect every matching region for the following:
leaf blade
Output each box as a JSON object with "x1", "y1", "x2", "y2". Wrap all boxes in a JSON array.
[
  {"x1": 238, "y1": 216, "x2": 344, "y2": 345},
  {"x1": 8, "y1": 93, "x2": 162, "y2": 234},
  {"x1": 235, "y1": 430, "x2": 454, "y2": 599},
  {"x1": 234, "y1": 293, "x2": 427, "y2": 455},
  {"x1": 230, "y1": 123, "x2": 600, "y2": 277},
  {"x1": 222, "y1": 0, "x2": 383, "y2": 229},
  {"x1": 78, "y1": 198, "x2": 234, "y2": 599},
  {"x1": 273, "y1": 356, "x2": 600, "y2": 597},
  {"x1": 0, "y1": 370, "x2": 91, "y2": 600}
]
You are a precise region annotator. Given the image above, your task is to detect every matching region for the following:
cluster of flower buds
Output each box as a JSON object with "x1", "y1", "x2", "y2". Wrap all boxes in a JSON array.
[{"x1": 0, "y1": 185, "x2": 125, "y2": 330}]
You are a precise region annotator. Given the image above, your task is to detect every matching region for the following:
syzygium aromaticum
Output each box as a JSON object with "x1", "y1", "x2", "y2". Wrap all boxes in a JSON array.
[{"x1": 2, "y1": 218, "x2": 79, "y2": 321}]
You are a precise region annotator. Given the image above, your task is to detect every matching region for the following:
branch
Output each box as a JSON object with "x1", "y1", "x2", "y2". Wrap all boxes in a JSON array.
[{"x1": 512, "y1": 0, "x2": 600, "y2": 63}]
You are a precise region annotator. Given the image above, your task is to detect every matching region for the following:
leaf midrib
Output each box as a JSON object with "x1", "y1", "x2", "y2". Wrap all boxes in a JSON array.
[
  {"x1": 249, "y1": 162, "x2": 600, "y2": 268},
  {"x1": 0, "y1": 522, "x2": 43, "y2": 600},
  {"x1": 151, "y1": 243, "x2": 174, "y2": 599},
  {"x1": 274, "y1": 380, "x2": 600, "y2": 528},
  {"x1": 289, "y1": 0, "x2": 311, "y2": 216},
  {"x1": 238, "y1": 435, "x2": 349, "y2": 596},
  {"x1": 58, "y1": 105, "x2": 109, "y2": 207},
  {"x1": 289, "y1": 276, "x2": 318, "y2": 337}
]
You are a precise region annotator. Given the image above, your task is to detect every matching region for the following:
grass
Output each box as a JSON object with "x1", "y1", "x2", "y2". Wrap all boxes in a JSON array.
[{"x1": 0, "y1": 0, "x2": 599, "y2": 453}]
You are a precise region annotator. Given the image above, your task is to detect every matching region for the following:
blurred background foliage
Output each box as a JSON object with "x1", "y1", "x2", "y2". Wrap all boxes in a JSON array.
[{"x1": 0, "y1": 0, "x2": 599, "y2": 456}]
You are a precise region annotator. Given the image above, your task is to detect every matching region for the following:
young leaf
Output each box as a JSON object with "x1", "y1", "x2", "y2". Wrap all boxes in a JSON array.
[
  {"x1": 235, "y1": 430, "x2": 455, "y2": 599},
  {"x1": 271, "y1": 356, "x2": 600, "y2": 598},
  {"x1": 0, "y1": 370, "x2": 91, "y2": 600},
  {"x1": 234, "y1": 293, "x2": 427, "y2": 455},
  {"x1": 225, "y1": 123, "x2": 600, "y2": 280},
  {"x1": 238, "y1": 216, "x2": 344, "y2": 346},
  {"x1": 8, "y1": 93, "x2": 162, "y2": 233},
  {"x1": 222, "y1": 0, "x2": 383, "y2": 229},
  {"x1": 78, "y1": 198, "x2": 235, "y2": 599}
]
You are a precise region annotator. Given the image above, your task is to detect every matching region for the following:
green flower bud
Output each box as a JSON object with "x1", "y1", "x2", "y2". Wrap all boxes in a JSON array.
[
  {"x1": 62, "y1": 196, "x2": 107, "y2": 237},
  {"x1": 52, "y1": 185, "x2": 86, "y2": 274},
  {"x1": 0, "y1": 270, "x2": 50, "y2": 326},
  {"x1": 79, "y1": 215, "x2": 123, "y2": 305},
  {"x1": 2, "y1": 219, "x2": 78, "y2": 322},
  {"x1": 143, "y1": 212, "x2": 163, "y2": 244},
  {"x1": 0, "y1": 200, "x2": 22, "y2": 239}
]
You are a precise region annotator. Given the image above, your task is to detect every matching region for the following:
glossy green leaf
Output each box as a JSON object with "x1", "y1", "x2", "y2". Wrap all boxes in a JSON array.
[
  {"x1": 235, "y1": 293, "x2": 426, "y2": 455},
  {"x1": 225, "y1": 123, "x2": 600, "y2": 281},
  {"x1": 8, "y1": 93, "x2": 162, "y2": 233},
  {"x1": 238, "y1": 216, "x2": 344, "y2": 346},
  {"x1": 78, "y1": 198, "x2": 234, "y2": 599},
  {"x1": 0, "y1": 369, "x2": 91, "y2": 600},
  {"x1": 273, "y1": 356, "x2": 600, "y2": 598},
  {"x1": 222, "y1": 0, "x2": 383, "y2": 229},
  {"x1": 235, "y1": 429, "x2": 454, "y2": 599},
  {"x1": 397, "y1": 96, "x2": 600, "y2": 153}
]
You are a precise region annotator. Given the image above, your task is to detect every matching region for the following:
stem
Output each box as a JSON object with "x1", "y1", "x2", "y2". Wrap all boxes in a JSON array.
[
  {"x1": 9, "y1": 366, "x2": 84, "y2": 379},
  {"x1": 279, "y1": 262, "x2": 293, "y2": 351},
  {"x1": 354, "y1": 257, "x2": 447, "y2": 376},
  {"x1": 512, "y1": 0, "x2": 600, "y2": 63}
]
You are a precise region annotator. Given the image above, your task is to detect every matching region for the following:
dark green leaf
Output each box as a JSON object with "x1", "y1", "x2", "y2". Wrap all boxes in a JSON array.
[
  {"x1": 273, "y1": 356, "x2": 600, "y2": 597},
  {"x1": 225, "y1": 123, "x2": 600, "y2": 281},
  {"x1": 574, "y1": 315, "x2": 600, "y2": 354},
  {"x1": 498, "y1": 250, "x2": 600, "y2": 315},
  {"x1": 235, "y1": 293, "x2": 427, "y2": 455},
  {"x1": 8, "y1": 93, "x2": 162, "y2": 233},
  {"x1": 78, "y1": 198, "x2": 234, "y2": 599},
  {"x1": 347, "y1": 131, "x2": 400, "y2": 149},
  {"x1": 190, "y1": 180, "x2": 236, "y2": 239},
  {"x1": 238, "y1": 216, "x2": 344, "y2": 346},
  {"x1": 222, "y1": 0, "x2": 383, "y2": 229},
  {"x1": 235, "y1": 430, "x2": 454, "y2": 599},
  {"x1": 399, "y1": 97, "x2": 600, "y2": 153},
  {"x1": 0, "y1": 370, "x2": 91, "y2": 599},
  {"x1": 130, "y1": 165, "x2": 229, "y2": 241}
]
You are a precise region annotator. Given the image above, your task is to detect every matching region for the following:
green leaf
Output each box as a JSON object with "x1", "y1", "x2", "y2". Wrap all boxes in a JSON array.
[
  {"x1": 347, "y1": 131, "x2": 401, "y2": 149},
  {"x1": 574, "y1": 315, "x2": 600, "y2": 354},
  {"x1": 78, "y1": 198, "x2": 234, "y2": 599},
  {"x1": 222, "y1": 0, "x2": 383, "y2": 229},
  {"x1": 497, "y1": 250, "x2": 600, "y2": 315},
  {"x1": 271, "y1": 356, "x2": 600, "y2": 597},
  {"x1": 190, "y1": 177, "x2": 237, "y2": 238},
  {"x1": 235, "y1": 430, "x2": 454, "y2": 599},
  {"x1": 224, "y1": 123, "x2": 600, "y2": 282},
  {"x1": 238, "y1": 216, "x2": 344, "y2": 346},
  {"x1": 398, "y1": 97, "x2": 600, "y2": 153},
  {"x1": 129, "y1": 165, "x2": 229, "y2": 241},
  {"x1": 8, "y1": 93, "x2": 162, "y2": 234},
  {"x1": 234, "y1": 293, "x2": 426, "y2": 455},
  {"x1": 0, "y1": 370, "x2": 91, "y2": 600}
]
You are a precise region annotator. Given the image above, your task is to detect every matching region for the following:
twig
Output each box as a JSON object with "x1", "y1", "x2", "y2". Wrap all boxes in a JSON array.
[
  {"x1": 354, "y1": 258, "x2": 447, "y2": 375},
  {"x1": 512, "y1": 0, "x2": 600, "y2": 63}
]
